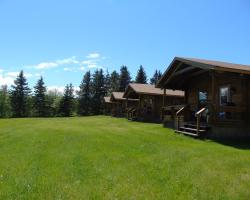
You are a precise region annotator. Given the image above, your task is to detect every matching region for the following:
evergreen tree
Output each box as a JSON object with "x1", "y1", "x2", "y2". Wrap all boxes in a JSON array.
[
  {"x1": 10, "y1": 70, "x2": 31, "y2": 117},
  {"x1": 33, "y1": 77, "x2": 47, "y2": 117},
  {"x1": 110, "y1": 70, "x2": 120, "y2": 93},
  {"x1": 0, "y1": 85, "x2": 11, "y2": 118},
  {"x1": 104, "y1": 70, "x2": 111, "y2": 95},
  {"x1": 150, "y1": 70, "x2": 162, "y2": 85},
  {"x1": 135, "y1": 65, "x2": 147, "y2": 84},
  {"x1": 58, "y1": 83, "x2": 75, "y2": 117},
  {"x1": 78, "y1": 71, "x2": 92, "y2": 115},
  {"x1": 118, "y1": 65, "x2": 131, "y2": 91},
  {"x1": 91, "y1": 69, "x2": 105, "y2": 114}
]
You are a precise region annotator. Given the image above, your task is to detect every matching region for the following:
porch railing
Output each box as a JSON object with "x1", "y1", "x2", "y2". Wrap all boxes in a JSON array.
[
  {"x1": 195, "y1": 107, "x2": 207, "y2": 135},
  {"x1": 176, "y1": 105, "x2": 188, "y2": 130}
]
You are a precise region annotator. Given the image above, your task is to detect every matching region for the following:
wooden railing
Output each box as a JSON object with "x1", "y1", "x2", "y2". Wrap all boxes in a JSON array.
[
  {"x1": 176, "y1": 105, "x2": 188, "y2": 130},
  {"x1": 195, "y1": 107, "x2": 207, "y2": 135}
]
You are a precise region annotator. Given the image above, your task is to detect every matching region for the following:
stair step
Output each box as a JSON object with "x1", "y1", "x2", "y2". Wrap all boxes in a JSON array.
[
  {"x1": 175, "y1": 130, "x2": 199, "y2": 137},
  {"x1": 180, "y1": 127, "x2": 206, "y2": 132},
  {"x1": 184, "y1": 124, "x2": 209, "y2": 129}
]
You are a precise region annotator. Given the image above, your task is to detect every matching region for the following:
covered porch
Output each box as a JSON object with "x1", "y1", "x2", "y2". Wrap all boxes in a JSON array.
[{"x1": 157, "y1": 57, "x2": 250, "y2": 138}]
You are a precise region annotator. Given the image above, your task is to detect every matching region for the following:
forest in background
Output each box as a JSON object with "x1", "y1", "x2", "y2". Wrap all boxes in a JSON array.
[{"x1": 0, "y1": 66, "x2": 162, "y2": 118}]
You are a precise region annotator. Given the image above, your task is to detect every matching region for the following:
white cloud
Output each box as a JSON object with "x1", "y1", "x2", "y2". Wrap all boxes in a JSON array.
[
  {"x1": 63, "y1": 67, "x2": 72, "y2": 71},
  {"x1": 6, "y1": 71, "x2": 19, "y2": 77},
  {"x1": 57, "y1": 56, "x2": 79, "y2": 65},
  {"x1": 34, "y1": 73, "x2": 42, "y2": 77},
  {"x1": 82, "y1": 60, "x2": 94, "y2": 65},
  {"x1": 86, "y1": 53, "x2": 100, "y2": 59},
  {"x1": 27, "y1": 56, "x2": 79, "y2": 70},
  {"x1": 79, "y1": 66, "x2": 85, "y2": 71},
  {"x1": 35, "y1": 62, "x2": 58, "y2": 69},
  {"x1": 47, "y1": 85, "x2": 79, "y2": 96},
  {"x1": 25, "y1": 73, "x2": 33, "y2": 78},
  {"x1": 47, "y1": 86, "x2": 65, "y2": 94},
  {"x1": 88, "y1": 64, "x2": 98, "y2": 68},
  {"x1": 0, "y1": 73, "x2": 15, "y2": 86},
  {"x1": 0, "y1": 76, "x2": 14, "y2": 86}
]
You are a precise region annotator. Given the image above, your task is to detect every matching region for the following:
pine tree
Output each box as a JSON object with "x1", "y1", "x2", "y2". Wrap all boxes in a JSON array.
[
  {"x1": 110, "y1": 70, "x2": 120, "y2": 93},
  {"x1": 78, "y1": 71, "x2": 92, "y2": 115},
  {"x1": 58, "y1": 83, "x2": 75, "y2": 117},
  {"x1": 33, "y1": 77, "x2": 47, "y2": 117},
  {"x1": 104, "y1": 70, "x2": 111, "y2": 95},
  {"x1": 135, "y1": 65, "x2": 147, "y2": 84},
  {"x1": 0, "y1": 85, "x2": 11, "y2": 118},
  {"x1": 10, "y1": 70, "x2": 31, "y2": 117},
  {"x1": 91, "y1": 69, "x2": 105, "y2": 114},
  {"x1": 150, "y1": 70, "x2": 162, "y2": 85},
  {"x1": 119, "y1": 65, "x2": 131, "y2": 91}
]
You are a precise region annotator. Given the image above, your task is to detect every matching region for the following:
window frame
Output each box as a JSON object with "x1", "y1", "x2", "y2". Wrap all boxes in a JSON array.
[{"x1": 219, "y1": 85, "x2": 231, "y2": 106}]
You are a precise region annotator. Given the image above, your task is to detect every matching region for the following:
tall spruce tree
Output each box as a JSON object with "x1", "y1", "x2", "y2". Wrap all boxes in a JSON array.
[
  {"x1": 110, "y1": 70, "x2": 120, "y2": 93},
  {"x1": 78, "y1": 71, "x2": 92, "y2": 115},
  {"x1": 104, "y1": 70, "x2": 111, "y2": 95},
  {"x1": 10, "y1": 70, "x2": 31, "y2": 117},
  {"x1": 118, "y1": 65, "x2": 131, "y2": 91},
  {"x1": 33, "y1": 77, "x2": 47, "y2": 117},
  {"x1": 91, "y1": 69, "x2": 105, "y2": 114},
  {"x1": 150, "y1": 70, "x2": 162, "y2": 85},
  {"x1": 135, "y1": 65, "x2": 147, "y2": 84},
  {"x1": 58, "y1": 83, "x2": 75, "y2": 117}
]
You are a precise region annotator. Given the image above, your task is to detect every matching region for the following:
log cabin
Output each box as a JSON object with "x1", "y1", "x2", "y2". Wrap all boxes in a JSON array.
[
  {"x1": 110, "y1": 92, "x2": 138, "y2": 117},
  {"x1": 123, "y1": 83, "x2": 184, "y2": 122},
  {"x1": 103, "y1": 96, "x2": 113, "y2": 115},
  {"x1": 157, "y1": 57, "x2": 250, "y2": 139}
]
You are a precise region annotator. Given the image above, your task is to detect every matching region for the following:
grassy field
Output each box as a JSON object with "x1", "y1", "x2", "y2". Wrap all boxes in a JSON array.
[{"x1": 0, "y1": 116, "x2": 249, "y2": 200}]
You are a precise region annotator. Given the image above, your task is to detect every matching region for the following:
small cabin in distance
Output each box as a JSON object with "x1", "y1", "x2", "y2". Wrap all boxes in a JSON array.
[
  {"x1": 110, "y1": 92, "x2": 138, "y2": 117},
  {"x1": 123, "y1": 83, "x2": 184, "y2": 122},
  {"x1": 103, "y1": 96, "x2": 113, "y2": 115},
  {"x1": 110, "y1": 92, "x2": 127, "y2": 117},
  {"x1": 157, "y1": 57, "x2": 250, "y2": 138}
]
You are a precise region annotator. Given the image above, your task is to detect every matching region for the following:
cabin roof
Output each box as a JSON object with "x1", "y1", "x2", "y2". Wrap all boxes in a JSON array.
[
  {"x1": 124, "y1": 83, "x2": 184, "y2": 97},
  {"x1": 111, "y1": 92, "x2": 126, "y2": 101},
  {"x1": 179, "y1": 57, "x2": 250, "y2": 72},
  {"x1": 157, "y1": 57, "x2": 250, "y2": 89},
  {"x1": 104, "y1": 96, "x2": 112, "y2": 103}
]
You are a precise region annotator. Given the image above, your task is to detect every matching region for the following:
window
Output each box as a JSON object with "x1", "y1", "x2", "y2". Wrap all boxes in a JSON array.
[
  {"x1": 220, "y1": 86, "x2": 230, "y2": 106},
  {"x1": 199, "y1": 91, "x2": 208, "y2": 104}
]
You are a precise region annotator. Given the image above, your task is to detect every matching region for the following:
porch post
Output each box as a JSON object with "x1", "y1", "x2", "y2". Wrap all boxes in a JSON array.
[
  {"x1": 211, "y1": 71, "x2": 217, "y2": 123},
  {"x1": 162, "y1": 89, "x2": 166, "y2": 120},
  {"x1": 163, "y1": 88, "x2": 166, "y2": 107}
]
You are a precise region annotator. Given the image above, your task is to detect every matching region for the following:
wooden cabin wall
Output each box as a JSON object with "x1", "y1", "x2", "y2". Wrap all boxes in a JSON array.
[
  {"x1": 186, "y1": 73, "x2": 212, "y2": 111},
  {"x1": 154, "y1": 95, "x2": 163, "y2": 119},
  {"x1": 139, "y1": 94, "x2": 163, "y2": 121},
  {"x1": 185, "y1": 71, "x2": 249, "y2": 123},
  {"x1": 248, "y1": 78, "x2": 250, "y2": 121}
]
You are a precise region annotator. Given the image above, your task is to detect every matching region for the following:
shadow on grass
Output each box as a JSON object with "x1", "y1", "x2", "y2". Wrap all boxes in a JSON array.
[{"x1": 212, "y1": 138, "x2": 250, "y2": 150}]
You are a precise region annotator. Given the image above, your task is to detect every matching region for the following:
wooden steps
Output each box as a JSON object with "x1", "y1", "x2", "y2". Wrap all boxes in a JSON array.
[
  {"x1": 175, "y1": 130, "x2": 199, "y2": 137},
  {"x1": 175, "y1": 122, "x2": 210, "y2": 138}
]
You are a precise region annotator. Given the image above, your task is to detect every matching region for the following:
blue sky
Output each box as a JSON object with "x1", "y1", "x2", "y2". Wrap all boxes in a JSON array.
[{"x1": 0, "y1": 0, "x2": 250, "y2": 92}]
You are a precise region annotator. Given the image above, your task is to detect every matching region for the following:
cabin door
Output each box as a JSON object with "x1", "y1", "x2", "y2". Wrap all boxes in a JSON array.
[{"x1": 197, "y1": 90, "x2": 208, "y2": 122}]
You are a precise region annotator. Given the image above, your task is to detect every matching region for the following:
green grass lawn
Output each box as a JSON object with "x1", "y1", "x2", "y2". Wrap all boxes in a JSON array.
[{"x1": 0, "y1": 116, "x2": 249, "y2": 200}]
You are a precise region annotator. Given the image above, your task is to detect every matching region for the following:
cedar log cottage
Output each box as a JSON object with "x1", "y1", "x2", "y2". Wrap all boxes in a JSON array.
[
  {"x1": 123, "y1": 83, "x2": 184, "y2": 122},
  {"x1": 103, "y1": 96, "x2": 113, "y2": 115},
  {"x1": 157, "y1": 57, "x2": 250, "y2": 139},
  {"x1": 110, "y1": 92, "x2": 138, "y2": 117}
]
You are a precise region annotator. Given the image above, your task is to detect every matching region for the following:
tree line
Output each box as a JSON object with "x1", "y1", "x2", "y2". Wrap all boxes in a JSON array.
[{"x1": 0, "y1": 65, "x2": 162, "y2": 118}]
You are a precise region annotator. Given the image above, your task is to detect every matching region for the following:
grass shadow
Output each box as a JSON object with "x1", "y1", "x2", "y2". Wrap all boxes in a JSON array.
[{"x1": 211, "y1": 138, "x2": 250, "y2": 150}]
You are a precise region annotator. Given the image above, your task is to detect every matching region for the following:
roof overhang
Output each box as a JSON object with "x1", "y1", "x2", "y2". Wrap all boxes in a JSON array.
[{"x1": 156, "y1": 57, "x2": 250, "y2": 90}]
